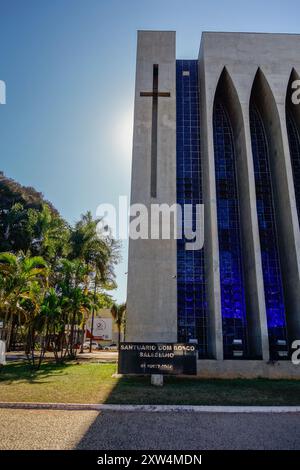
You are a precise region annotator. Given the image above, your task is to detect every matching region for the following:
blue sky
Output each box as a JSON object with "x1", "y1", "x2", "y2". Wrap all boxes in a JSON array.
[{"x1": 0, "y1": 0, "x2": 299, "y2": 302}]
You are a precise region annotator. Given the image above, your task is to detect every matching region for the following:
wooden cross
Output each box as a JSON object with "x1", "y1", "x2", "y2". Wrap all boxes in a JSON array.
[{"x1": 140, "y1": 64, "x2": 171, "y2": 198}]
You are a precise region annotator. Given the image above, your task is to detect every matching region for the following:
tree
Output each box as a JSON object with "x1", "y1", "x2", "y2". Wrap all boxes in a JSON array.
[
  {"x1": 69, "y1": 211, "x2": 120, "y2": 351},
  {"x1": 0, "y1": 172, "x2": 60, "y2": 254},
  {"x1": 28, "y1": 204, "x2": 70, "y2": 265},
  {"x1": 38, "y1": 287, "x2": 62, "y2": 366},
  {"x1": 110, "y1": 302, "x2": 126, "y2": 349},
  {"x1": 0, "y1": 252, "x2": 48, "y2": 359},
  {"x1": 0, "y1": 176, "x2": 122, "y2": 367},
  {"x1": 56, "y1": 259, "x2": 91, "y2": 359}
]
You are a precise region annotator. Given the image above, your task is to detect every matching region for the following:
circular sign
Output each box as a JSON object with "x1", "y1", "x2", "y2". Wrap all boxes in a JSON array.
[{"x1": 96, "y1": 319, "x2": 106, "y2": 330}]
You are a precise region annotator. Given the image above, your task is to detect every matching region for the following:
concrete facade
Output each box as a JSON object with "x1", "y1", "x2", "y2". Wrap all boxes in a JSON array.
[
  {"x1": 127, "y1": 31, "x2": 300, "y2": 377},
  {"x1": 126, "y1": 31, "x2": 177, "y2": 342},
  {"x1": 199, "y1": 32, "x2": 300, "y2": 368}
]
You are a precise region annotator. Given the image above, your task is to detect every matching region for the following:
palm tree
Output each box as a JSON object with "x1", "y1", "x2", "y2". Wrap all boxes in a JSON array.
[
  {"x1": 28, "y1": 204, "x2": 70, "y2": 264},
  {"x1": 69, "y1": 212, "x2": 120, "y2": 351},
  {"x1": 0, "y1": 252, "x2": 48, "y2": 350},
  {"x1": 56, "y1": 259, "x2": 91, "y2": 358},
  {"x1": 39, "y1": 287, "x2": 62, "y2": 366},
  {"x1": 110, "y1": 302, "x2": 126, "y2": 349}
]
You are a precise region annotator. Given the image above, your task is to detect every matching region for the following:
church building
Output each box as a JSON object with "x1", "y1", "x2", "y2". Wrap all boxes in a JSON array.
[{"x1": 126, "y1": 31, "x2": 300, "y2": 378}]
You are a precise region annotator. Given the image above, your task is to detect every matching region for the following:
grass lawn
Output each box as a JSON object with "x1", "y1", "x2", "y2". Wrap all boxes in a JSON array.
[{"x1": 0, "y1": 361, "x2": 300, "y2": 405}]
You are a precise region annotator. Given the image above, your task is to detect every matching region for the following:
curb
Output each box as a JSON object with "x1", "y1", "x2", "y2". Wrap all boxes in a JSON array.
[{"x1": 0, "y1": 402, "x2": 300, "y2": 413}]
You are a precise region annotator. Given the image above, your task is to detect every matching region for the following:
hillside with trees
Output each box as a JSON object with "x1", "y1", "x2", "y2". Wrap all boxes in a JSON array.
[{"x1": 0, "y1": 172, "x2": 120, "y2": 368}]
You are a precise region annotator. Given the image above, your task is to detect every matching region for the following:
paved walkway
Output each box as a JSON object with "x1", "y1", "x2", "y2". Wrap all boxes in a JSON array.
[
  {"x1": 0, "y1": 408, "x2": 299, "y2": 450},
  {"x1": 1, "y1": 402, "x2": 300, "y2": 413}
]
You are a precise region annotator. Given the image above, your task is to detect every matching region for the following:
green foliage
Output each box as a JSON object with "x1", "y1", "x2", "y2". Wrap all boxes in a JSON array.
[
  {"x1": 111, "y1": 302, "x2": 126, "y2": 328},
  {"x1": 0, "y1": 172, "x2": 57, "y2": 213},
  {"x1": 0, "y1": 174, "x2": 121, "y2": 368},
  {"x1": 0, "y1": 172, "x2": 63, "y2": 255},
  {"x1": 69, "y1": 210, "x2": 121, "y2": 289},
  {"x1": 0, "y1": 252, "x2": 48, "y2": 318},
  {"x1": 110, "y1": 302, "x2": 126, "y2": 347}
]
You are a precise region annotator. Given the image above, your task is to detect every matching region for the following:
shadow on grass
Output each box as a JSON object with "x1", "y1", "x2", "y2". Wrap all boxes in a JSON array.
[
  {"x1": 0, "y1": 361, "x2": 74, "y2": 385},
  {"x1": 103, "y1": 375, "x2": 300, "y2": 406},
  {"x1": 1, "y1": 359, "x2": 300, "y2": 404}
]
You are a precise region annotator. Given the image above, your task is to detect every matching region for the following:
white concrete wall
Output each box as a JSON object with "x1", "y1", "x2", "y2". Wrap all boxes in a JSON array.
[{"x1": 126, "y1": 31, "x2": 177, "y2": 342}]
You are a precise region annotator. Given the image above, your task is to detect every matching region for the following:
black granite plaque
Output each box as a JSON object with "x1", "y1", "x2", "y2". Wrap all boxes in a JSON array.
[{"x1": 119, "y1": 342, "x2": 197, "y2": 375}]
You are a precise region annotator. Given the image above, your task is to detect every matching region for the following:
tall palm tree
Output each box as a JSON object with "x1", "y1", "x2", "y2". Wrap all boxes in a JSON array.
[
  {"x1": 0, "y1": 252, "x2": 48, "y2": 349},
  {"x1": 38, "y1": 287, "x2": 62, "y2": 366},
  {"x1": 56, "y1": 258, "x2": 92, "y2": 358},
  {"x1": 69, "y1": 212, "x2": 120, "y2": 351},
  {"x1": 70, "y1": 211, "x2": 120, "y2": 286},
  {"x1": 29, "y1": 204, "x2": 70, "y2": 264},
  {"x1": 110, "y1": 302, "x2": 126, "y2": 349}
]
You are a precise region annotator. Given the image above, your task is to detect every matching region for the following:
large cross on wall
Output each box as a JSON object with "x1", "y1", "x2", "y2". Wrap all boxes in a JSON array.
[{"x1": 140, "y1": 64, "x2": 171, "y2": 198}]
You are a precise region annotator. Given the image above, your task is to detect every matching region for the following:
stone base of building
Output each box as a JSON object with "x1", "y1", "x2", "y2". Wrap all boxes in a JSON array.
[{"x1": 196, "y1": 360, "x2": 300, "y2": 379}]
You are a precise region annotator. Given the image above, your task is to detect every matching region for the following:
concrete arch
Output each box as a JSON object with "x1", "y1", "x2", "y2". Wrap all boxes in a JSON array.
[
  {"x1": 286, "y1": 67, "x2": 300, "y2": 122},
  {"x1": 286, "y1": 68, "x2": 300, "y2": 224},
  {"x1": 250, "y1": 68, "x2": 300, "y2": 353},
  {"x1": 212, "y1": 67, "x2": 265, "y2": 358}
]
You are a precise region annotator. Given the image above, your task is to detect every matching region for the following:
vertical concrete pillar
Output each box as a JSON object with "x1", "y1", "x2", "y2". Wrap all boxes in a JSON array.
[
  {"x1": 251, "y1": 68, "x2": 300, "y2": 345},
  {"x1": 198, "y1": 47, "x2": 223, "y2": 360},
  {"x1": 239, "y1": 107, "x2": 270, "y2": 360},
  {"x1": 281, "y1": 69, "x2": 300, "y2": 343},
  {"x1": 126, "y1": 31, "x2": 177, "y2": 342},
  {"x1": 276, "y1": 105, "x2": 300, "y2": 343}
]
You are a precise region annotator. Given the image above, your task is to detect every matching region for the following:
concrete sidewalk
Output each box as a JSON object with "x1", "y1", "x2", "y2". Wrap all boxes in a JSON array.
[
  {"x1": 0, "y1": 401, "x2": 300, "y2": 413},
  {"x1": 0, "y1": 408, "x2": 299, "y2": 450}
]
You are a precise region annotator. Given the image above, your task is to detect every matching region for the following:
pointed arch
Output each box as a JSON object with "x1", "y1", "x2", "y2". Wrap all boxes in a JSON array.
[
  {"x1": 249, "y1": 68, "x2": 288, "y2": 358},
  {"x1": 286, "y1": 68, "x2": 300, "y2": 224},
  {"x1": 213, "y1": 68, "x2": 250, "y2": 358}
]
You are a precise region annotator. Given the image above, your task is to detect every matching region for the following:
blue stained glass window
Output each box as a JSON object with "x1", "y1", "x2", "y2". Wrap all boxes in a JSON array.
[
  {"x1": 213, "y1": 102, "x2": 249, "y2": 358},
  {"x1": 250, "y1": 105, "x2": 288, "y2": 356},
  {"x1": 176, "y1": 60, "x2": 208, "y2": 357},
  {"x1": 286, "y1": 110, "x2": 300, "y2": 224}
]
